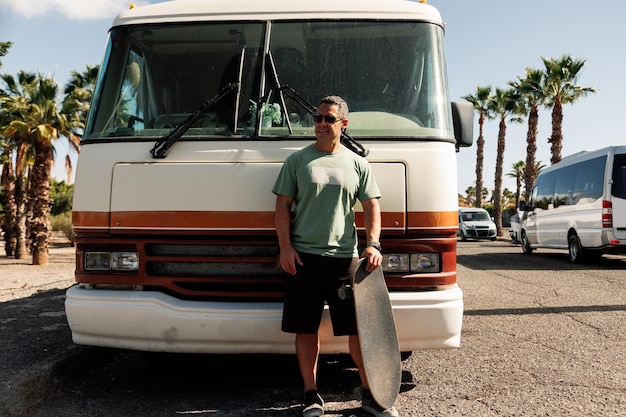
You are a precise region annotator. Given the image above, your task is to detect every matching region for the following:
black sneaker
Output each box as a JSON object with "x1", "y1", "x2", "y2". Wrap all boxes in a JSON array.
[
  {"x1": 302, "y1": 390, "x2": 324, "y2": 417},
  {"x1": 354, "y1": 386, "x2": 399, "y2": 417}
]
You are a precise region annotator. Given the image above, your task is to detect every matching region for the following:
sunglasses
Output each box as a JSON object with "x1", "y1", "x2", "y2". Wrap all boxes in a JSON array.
[{"x1": 313, "y1": 114, "x2": 342, "y2": 124}]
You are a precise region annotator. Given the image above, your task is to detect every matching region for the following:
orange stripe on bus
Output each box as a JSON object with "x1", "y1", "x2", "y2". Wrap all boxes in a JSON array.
[
  {"x1": 73, "y1": 211, "x2": 109, "y2": 228},
  {"x1": 407, "y1": 211, "x2": 458, "y2": 228},
  {"x1": 73, "y1": 210, "x2": 457, "y2": 229}
]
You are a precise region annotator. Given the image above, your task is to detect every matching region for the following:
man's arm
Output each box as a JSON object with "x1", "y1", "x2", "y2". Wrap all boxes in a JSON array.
[
  {"x1": 275, "y1": 194, "x2": 302, "y2": 275},
  {"x1": 361, "y1": 198, "x2": 382, "y2": 271}
]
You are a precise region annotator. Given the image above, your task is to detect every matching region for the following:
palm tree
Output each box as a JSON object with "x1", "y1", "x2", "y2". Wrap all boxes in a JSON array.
[
  {"x1": 462, "y1": 86, "x2": 493, "y2": 208},
  {"x1": 27, "y1": 75, "x2": 74, "y2": 265},
  {"x1": 61, "y1": 65, "x2": 98, "y2": 181},
  {"x1": 488, "y1": 87, "x2": 523, "y2": 237},
  {"x1": 1, "y1": 94, "x2": 17, "y2": 256},
  {"x1": 509, "y1": 67, "x2": 546, "y2": 201},
  {"x1": 0, "y1": 72, "x2": 74, "y2": 264},
  {"x1": 506, "y1": 160, "x2": 525, "y2": 209},
  {"x1": 0, "y1": 43, "x2": 14, "y2": 254},
  {"x1": 1, "y1": 71, "x2": 40, "y2": 259},
  {"x1": 542, "y1": 55, "x2": 596, "y2": 165},
  {"x1": 464, "y1": 185, "x2": 476, "y2": 206},
  {"x1": 527, "y1": 161, "x2": 547, "y2": 196},
  {"x1": 0, "y1": 41, "x2": 11, "y2": 72},
  {"x1": 502, "y1": 188, "x2": 515, "y2": 207}
]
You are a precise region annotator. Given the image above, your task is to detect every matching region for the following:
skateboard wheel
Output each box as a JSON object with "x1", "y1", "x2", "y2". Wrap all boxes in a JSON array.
[{"x1": 337, "y1": 284, "x2": 353, "y2": 300}]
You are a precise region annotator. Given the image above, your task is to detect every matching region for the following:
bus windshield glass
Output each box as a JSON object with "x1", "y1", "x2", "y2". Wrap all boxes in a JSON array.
[{"x1": 85, "y1": 20, "x2": 452, "y2": 140}]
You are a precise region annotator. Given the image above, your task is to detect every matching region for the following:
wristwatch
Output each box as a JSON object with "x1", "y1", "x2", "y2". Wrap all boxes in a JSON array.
[{"x1": 366, "y1": 241, "x2": 382, "y2": 251}]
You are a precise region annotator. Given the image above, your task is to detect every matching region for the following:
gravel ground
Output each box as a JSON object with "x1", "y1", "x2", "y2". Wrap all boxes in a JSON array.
[
  {"x1": 1, "y1": 238, "x2": 624, "y2": 416},
  {"x1": 0, "y1": 237, "x2": 75, "y2": 302}
]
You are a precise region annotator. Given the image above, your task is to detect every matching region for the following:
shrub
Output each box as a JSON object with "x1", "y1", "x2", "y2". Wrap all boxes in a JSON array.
[{"x1": 50, "y1": 211, "x2": 74, "y2": 243}]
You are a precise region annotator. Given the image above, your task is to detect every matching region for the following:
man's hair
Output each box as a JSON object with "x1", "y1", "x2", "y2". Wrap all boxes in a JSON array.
[{"x1": 319, "y1": 95, "x2": 349, "y2": 120}]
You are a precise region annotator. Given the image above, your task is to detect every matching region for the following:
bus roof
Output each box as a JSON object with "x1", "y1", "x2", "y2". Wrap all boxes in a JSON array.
[{"x1": 112, "y1": 0, "x2": 442, "y2": 27}]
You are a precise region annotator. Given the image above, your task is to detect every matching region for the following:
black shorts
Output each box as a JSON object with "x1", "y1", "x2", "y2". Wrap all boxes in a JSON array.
[{"x1": 282, "y1": 252, "x2": 358, "y2": 336}]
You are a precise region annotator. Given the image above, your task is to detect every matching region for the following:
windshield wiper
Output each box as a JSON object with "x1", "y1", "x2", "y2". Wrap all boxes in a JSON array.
[
  {"x1": 150, "y1": 83, "x2": 239, "y2": 159},
  {"x1": 265, "y1": 51, "x2": 368, "y2": 157}
]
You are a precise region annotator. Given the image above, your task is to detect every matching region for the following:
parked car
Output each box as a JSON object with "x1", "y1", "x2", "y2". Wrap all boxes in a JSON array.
[
  {"x1": 458, "y1": 207, "x2": 497, "y2": 241},
  {"x1": 509, "y1": 211, "x2": 521, "y2": 244}
]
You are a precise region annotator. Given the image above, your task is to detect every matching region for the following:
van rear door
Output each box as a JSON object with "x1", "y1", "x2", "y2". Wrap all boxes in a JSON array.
[{"x1": 610, "y1": 153, "x2": 626, "y2": 240}]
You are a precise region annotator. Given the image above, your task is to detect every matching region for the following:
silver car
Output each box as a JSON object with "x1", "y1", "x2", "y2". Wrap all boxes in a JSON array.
[{"x1": 458, "y1": 208, "x2": 497, "y2": 241}]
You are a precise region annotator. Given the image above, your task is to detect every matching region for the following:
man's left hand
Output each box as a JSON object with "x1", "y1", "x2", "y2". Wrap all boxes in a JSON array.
[{"x1": 361, "y1": 246, "x2": 382, "y2": 272}]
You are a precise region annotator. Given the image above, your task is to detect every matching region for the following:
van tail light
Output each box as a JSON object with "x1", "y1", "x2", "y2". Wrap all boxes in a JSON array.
[{"x1": 602, "y1": 200, "x2": 613, "y2": 228}]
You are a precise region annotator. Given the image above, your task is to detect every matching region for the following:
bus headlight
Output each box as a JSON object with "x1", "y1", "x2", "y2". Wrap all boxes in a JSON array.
[
  {"x1": 382, "y1": 253, "x2": 440, "y2": 273},
  {"x1": 382, "y1": 254, "x2": 410, "y2": 272},
  {"x1": 112, "y1": 252, "x2": 139, "y2": 270},
  {"x1": 410, "y1": 253, "x2": 440, "y2": 273},
  {"x1": 85, "y1": 252, "x2": 112, "y2": 270},
  {"x1": 85, "y1": 251, "x2": 139, "y2": 271}
]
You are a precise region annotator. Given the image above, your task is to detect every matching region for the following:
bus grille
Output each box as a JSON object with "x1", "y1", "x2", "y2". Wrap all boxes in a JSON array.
[{"x1": 143, "y1": 242, "x2": 286, "y2": 301}]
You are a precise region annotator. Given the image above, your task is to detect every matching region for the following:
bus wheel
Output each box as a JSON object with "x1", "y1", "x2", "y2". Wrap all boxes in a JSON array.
[
  {"x1": 568, "y1": 234, "x2": 584, "y2": 263},
  {"x1": 521, "y1": 232, "x2": 533, "y2": 254}
]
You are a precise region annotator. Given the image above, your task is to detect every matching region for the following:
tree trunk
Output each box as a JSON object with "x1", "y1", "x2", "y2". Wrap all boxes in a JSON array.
[
  {"x1": 493, "y1": 116, "x2": 507, "y2": 237},
  {"x1": 515, "y1": 175, "x2": 522, "y2": 211},
  {"x1": 13, "y1": 175, "x2": 28, "y2": 259},
  {"x1": 475, "y1": 112, "x2": 485, "y2": 208},
  {"x1": 550, "y1": 98, "x2": 564, "y2": 165},
  {"x1": 29, "y1": 137, "x2": 54, "y2": 266},
  {"x1": 32, "y1": 246, "x2": 49, "y2": 265},
  {"x1": 1, "y1": 160, "x2": 17, "y2": 257},
  {"x1": 12, "y1": 140, "x2": 30, "y2": 259},
  {"x1": 524, "y1": 104, "x2": 539, "y2": 202}
]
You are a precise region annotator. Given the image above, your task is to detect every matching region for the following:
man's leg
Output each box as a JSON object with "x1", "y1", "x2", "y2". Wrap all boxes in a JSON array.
[
  {"x1": 296, "y1": 332, "x2": 320, "y2": 392},
  {"x1": 350, "y1": 334, "x2": 399, "y2": 417},
  {"x1": 349, "y1": 334, "x2": 368, "y2": 387}
]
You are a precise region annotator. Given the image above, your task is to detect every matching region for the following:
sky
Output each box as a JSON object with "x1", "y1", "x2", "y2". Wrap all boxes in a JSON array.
[{"x1": 1, "y1": 0, "x2": 624, "y2": 195}]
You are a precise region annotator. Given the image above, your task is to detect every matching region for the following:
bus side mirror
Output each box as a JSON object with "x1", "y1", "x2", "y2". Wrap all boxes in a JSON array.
[{"x1": 451, "y1": 101, "x2": 474, "y2": 150}]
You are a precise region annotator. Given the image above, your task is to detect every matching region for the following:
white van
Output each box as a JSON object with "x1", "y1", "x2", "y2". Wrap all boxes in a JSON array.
[
  {"x1": 519, "y1": 146, "x2": 626, "y2": 262},
  {"x1": 457, "y1": 207, "x2": 497, "y2": 241}
]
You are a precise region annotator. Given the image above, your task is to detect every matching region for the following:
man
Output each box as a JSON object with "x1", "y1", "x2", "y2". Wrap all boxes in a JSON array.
[{"x1": 272, "y1": 96, "x2": 399, "y2": 417}]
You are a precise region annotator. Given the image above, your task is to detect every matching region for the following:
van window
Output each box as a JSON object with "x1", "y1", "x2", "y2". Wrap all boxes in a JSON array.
[
  {"x1": 612, "y1": 154, "x2": 626, "y2": 199},
  {"x1": 554, "y1": 164, "x2": 576, "y2": 207},
  {"x1": 535, "y1": 171, "x2": 557, "y2": 209},
  {"x1": 461, "y1": 211, "x2": 490, "y2": 221},
  {"x1": 573, "y1": 156, "x2": 606, "y2": 204}
]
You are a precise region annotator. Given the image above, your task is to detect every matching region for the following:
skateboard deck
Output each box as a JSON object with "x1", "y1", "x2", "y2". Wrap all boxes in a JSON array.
[{"x1": 352, "y1": 258, "x2": 401, "y2": 409}]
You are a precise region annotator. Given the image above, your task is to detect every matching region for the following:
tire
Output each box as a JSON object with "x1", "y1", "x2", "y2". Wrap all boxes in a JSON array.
[
  {"x1": 521, "y1": 232, "x2": 533, "y2": 254},
  {"x1": 460, "y1": 232, "x2": 467, "y2": 242},
  {"x1": 568, "y1": 234, "x2": 584, "y2": 263}
]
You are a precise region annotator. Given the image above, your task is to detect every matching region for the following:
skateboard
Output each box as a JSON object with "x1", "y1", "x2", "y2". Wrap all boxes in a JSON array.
[{"x1": 338, "y1": 258, "x2": 401, "y2": 409}]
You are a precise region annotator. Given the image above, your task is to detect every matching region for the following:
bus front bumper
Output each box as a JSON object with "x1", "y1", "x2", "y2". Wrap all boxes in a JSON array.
[{"x1": 65, "y1": 284, "x2": 463, "y2": 353}]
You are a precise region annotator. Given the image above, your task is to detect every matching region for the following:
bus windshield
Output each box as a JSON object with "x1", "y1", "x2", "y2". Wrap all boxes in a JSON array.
[{"x1": 85, "y1": 20, "x2": 452, "y2": 140}]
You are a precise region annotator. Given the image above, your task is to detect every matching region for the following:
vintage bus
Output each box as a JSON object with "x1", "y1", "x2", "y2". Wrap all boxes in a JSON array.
[
  {"x1": 66, "y1": 0, "x2": 473, "y2": 354},
  {"x1": 520, "y1": 146, "x2": 626, "y2": 262}
]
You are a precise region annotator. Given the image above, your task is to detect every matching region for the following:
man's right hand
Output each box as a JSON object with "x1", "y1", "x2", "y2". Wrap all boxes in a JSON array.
[{"x1": 279, "y1": 245, "x2": 303, "y2": 275}]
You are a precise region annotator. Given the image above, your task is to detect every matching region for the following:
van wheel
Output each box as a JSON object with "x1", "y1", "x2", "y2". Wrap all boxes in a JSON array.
[
  {"x1": 568, "y1": 234, "x2": 584, "y2": 263},
  {"x1": 521, "y1": 232, "x2": 533, "y2": 254}
]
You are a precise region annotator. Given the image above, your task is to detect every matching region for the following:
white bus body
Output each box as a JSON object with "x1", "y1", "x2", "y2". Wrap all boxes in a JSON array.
[
  {"x1": 520, "y1": 146, "x2": 626, "y2": 262},
  {"x1": 66, "y1": 0, "x2": 473, "y2": 354}
]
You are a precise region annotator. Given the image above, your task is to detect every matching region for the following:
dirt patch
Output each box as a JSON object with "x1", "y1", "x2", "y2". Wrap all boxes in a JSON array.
[{"x1": 0, "y1": 235, "x2": 75, "y2": 302}]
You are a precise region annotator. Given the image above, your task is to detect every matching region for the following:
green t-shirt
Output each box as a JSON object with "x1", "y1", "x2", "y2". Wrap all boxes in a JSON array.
[{"x1": 272, "y1": 144, "x2": 381, "y2": 257}]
